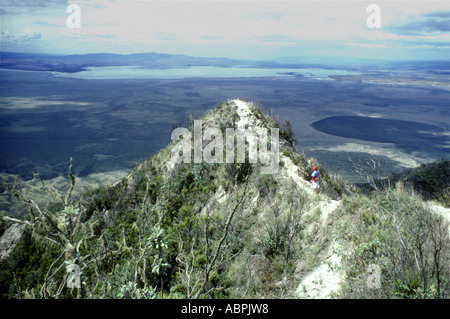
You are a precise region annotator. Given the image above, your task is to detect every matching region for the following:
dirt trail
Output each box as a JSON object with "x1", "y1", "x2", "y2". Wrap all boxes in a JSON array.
[{"x1": 231, "y1": 99, "x2": 345, "y2": 298}]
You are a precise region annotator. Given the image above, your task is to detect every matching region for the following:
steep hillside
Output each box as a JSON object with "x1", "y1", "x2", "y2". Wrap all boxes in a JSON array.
[
  {"x1": 1, "y1": 99, "x2": 449, "y2": 299},
  {"x1": 391, "y1": 160, "x2": 450, "y2": 207}
]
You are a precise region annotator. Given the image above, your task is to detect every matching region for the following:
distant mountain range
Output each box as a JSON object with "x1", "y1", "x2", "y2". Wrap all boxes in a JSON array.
[
  {"x1": 0, "y1": 51, "x2": 315, "y2": 73},
  {"x1": 2, "y1": 51, "x2": 448, "y2": 74}
]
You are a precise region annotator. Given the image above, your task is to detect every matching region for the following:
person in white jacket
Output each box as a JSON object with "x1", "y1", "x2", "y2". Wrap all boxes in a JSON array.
[{"x1": 311, "y1": 166, "x2": 320, "y2": 189}]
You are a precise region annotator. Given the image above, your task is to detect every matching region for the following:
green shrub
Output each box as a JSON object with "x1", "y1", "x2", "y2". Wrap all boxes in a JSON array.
[
  {"x1": 336, "y1": 189, "x2": 450, "y2": 299},
  {"x1": 257, "y1": 174, "x2": 277, "y2": 197}
]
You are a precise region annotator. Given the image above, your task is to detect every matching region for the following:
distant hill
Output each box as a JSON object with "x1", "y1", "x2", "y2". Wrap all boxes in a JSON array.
[
  {"x1": 355, "y1": 159, "x2": 450, "y2": 207},
  {"x1": 0, "y1": 51, "x2": 309, "y2": 73},
  {"x1": 391, "y1": 159, "x2": 450, "y2": 206}
]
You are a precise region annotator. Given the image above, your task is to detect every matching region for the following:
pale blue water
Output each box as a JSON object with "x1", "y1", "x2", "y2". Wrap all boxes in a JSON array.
[{"x1": 51, "y1": 65, "x2": 362, "y2": 79}]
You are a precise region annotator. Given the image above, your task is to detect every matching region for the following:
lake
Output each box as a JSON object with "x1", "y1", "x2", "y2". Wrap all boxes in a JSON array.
[{"x1": 51, "y1": 66, "x2": 363, "y2": 79}]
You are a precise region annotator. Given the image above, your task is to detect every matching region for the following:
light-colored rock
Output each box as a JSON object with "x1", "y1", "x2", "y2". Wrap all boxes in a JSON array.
[
  {"x1": 296, "y1": 244, "x2": 344, "y2": 299},
  {"x1": 0, "y1": 223, "x2": 27, "y2": 261}
]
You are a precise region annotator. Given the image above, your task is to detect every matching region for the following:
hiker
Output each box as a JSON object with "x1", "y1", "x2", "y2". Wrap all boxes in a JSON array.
[{"x1": 311, "y1": 166, "x2": 320, "y2": 189}]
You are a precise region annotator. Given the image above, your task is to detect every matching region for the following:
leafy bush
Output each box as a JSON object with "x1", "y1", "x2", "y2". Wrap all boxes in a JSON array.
[
  {"x1": 336, "y1": 189, "x2": 450, "y2": 298},
  {"x1": 257, "y1": 174, "x2": 277, "y2": 197}
]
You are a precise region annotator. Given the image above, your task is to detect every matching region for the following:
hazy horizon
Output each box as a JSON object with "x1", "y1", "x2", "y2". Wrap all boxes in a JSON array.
[{"x1": 2, "y1": 50, "x2": 450, "y2": 64}]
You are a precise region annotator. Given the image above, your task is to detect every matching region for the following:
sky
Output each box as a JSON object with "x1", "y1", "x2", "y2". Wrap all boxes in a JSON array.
[{"x1": 1, "y1": 0, "x2": 449, "y2": 61}]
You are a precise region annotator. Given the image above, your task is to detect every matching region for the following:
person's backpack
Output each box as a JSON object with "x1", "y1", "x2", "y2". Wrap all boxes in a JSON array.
[{"x1": 312, "y1": 170, "x2": 319, "y2": 182}]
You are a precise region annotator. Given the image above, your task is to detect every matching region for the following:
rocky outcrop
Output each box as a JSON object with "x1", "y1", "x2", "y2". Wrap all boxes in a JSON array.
[{"x1": 0, "y1": 223, "x2": 27, "y2": 261}]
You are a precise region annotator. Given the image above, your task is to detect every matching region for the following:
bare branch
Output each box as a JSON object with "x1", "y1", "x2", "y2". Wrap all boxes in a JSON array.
[{"x1": 193, "y1": 176, "x2": 250, "y2": 299}]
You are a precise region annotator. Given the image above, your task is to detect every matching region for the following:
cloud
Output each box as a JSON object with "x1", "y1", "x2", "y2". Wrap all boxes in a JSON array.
[
  {"x1": 1, "y1": 0, "x2": 449, "y2": 60},
  {"x1": 423, "y1": 10, "x2": 450, "y2": 19},
  {"x1": 95, "y1": 34, "x2": 116, "y2": 39},
  {"x1": 0, "y1": 0, "x2": 67, "y2": 15},
  {"x1": 155, "y1": 32, "x2": 178, "y2": 41},
  {"x1": 33, "y1": 20, "x2": 61, "y2": 27},
  {"x1": 1, "y1": 30, "x2": 42, "y2": 43},
  {"x1": 385, "y1": 10, "x2": 450, "y2": 35}
]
